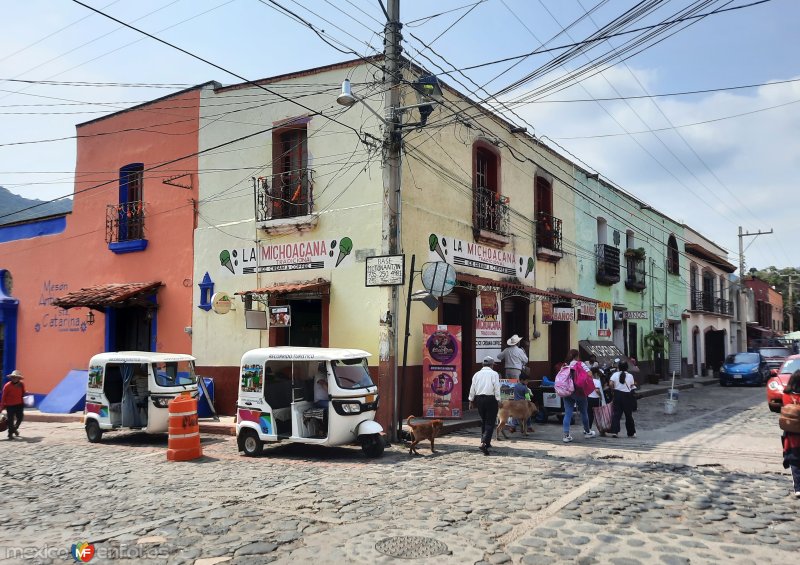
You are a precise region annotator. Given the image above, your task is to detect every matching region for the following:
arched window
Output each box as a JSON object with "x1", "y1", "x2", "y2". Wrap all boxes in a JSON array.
[
  {"x1": 667, "y1": 235, "x2": 679, "y2": 275},
  {"x1": 597, "y1": 217, "x2": 608, "y2": 245}
]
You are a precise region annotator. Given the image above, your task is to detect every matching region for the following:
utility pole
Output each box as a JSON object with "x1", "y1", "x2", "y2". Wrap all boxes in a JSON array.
[
  {"x1": 779, "y1": 274, "x2": 794, "y2": 333},
  {"x1": 737, "y1": 226, "x2": 773, "y2": 352},
  {"x1": 383, "y1": 0, "x2": 402, "y2": 442}
]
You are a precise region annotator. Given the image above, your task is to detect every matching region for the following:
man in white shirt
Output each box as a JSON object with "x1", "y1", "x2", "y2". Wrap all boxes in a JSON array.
[
  {"x1": 469, "y1": 356, "x2": 501, "y2": 455},
  {"x1": 496, "y1": 334, "x2": 529, "y2": 378}
]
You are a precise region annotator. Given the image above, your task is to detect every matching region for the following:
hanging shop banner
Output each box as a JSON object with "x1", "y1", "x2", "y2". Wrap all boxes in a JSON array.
[
  {"x1": 578, "y1": 303, "x2": 597, "y2": 321},
  {"x1": 541, "y1": 301, "x2": 553, "y2": 324},
  {"x1": 553, "y1": 307, "x2": 576, "y2": 322},
  {"x1": 475, "y1": 291, "x2": 502, "y2": 362},
  {"x1": 422, "y1": 324, "x2": 462, "y2": 419},
  {"x1": 218, "y1": 236, "x2": 354, "y2": 276},
  {"x1": 268, "y1": 305, "x2": 291, "y2": 327},
  {"x1": 597, "y1": 301, "x2": 612, "y2": 338},
  {"x1": 427, "y1": 233, "x2": 535, "y2": 284}
]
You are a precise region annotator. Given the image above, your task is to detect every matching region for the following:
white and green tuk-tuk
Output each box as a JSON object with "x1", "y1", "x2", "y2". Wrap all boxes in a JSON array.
[
  {"x1": 84, "y1": 351, "x2": 198, "y2": 442},
  {"x1": 235, "y1": 347, "x2": 384, "y2": 458}
]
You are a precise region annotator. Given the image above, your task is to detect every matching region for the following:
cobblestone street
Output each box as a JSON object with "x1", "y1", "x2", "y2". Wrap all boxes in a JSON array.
[{"x1": 2, "y1": 384, "x2": 797, "y2": 564}]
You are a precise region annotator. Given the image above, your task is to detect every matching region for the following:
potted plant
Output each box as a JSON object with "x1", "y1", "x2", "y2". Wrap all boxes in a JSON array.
[
  {"x1": 643, "y1": 330, "x2": 669, "y2": 383},
  {"x1": 624, "y1": 247, "x2": 646, "y2": 260}
]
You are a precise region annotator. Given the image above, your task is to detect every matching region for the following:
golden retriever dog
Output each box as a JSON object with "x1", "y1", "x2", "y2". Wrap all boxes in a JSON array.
[
  {"x1": 495, "y1": 400, "x2": 538, "y2": 440},
  {"x1": 406, "y1": 415, "x2": 444, "y2": 455}
]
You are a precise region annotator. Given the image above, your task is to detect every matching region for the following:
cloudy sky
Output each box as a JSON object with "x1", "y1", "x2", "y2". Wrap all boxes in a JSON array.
[{"x1": 0, "y1": 0, "x2": 797, "y2": 271}]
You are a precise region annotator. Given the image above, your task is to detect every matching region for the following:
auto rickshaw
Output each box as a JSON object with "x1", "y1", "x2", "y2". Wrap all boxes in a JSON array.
[
  {"x1": 84, "y1": 351, "x2": 198, "y2": 443},
  {"x1": 235, "y1": 347, "x2": 384, "y2": 458}
]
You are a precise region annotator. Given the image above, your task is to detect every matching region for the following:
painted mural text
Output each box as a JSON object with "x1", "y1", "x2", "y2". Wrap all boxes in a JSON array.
[{"x1": 35, "y1": 280, "x2": 86, "y2": 333}]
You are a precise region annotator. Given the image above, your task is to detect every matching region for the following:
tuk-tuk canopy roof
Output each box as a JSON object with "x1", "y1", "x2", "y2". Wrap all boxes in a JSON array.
[
  {"x1": 241, "y1": 347, "x2": 371, "y2": 363},
  {"x1": 89, "y1": 351, "x2": 196, "y2": 365}
]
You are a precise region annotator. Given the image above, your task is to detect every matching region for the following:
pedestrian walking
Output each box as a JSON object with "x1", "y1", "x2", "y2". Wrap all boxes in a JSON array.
[
  {"x1": 496, "y1": 334, "x2": 529, "y2": 379},
  {"x1": 562, "y1": 349, "x2": 596, "y2": 443},
  {"x1": 609, "y1": 361, "x2": 637, "y2": 438},
  {"x1": 587, "y1": 367, "x2": 603, "y2": 433},
  {"x1": 780, "y1": 370, "x2": 800, "y2": 498},
  {"x1": 469, "y1": 356, "x2": 501, "y2": 455},
  {"x1": 1, "y1": 370, "x2": 26, "y2": 440}
]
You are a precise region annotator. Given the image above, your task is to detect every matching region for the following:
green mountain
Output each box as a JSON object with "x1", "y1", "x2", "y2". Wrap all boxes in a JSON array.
[{"x1": 0, "y1": 185, "x2": 72, "y2": 225}]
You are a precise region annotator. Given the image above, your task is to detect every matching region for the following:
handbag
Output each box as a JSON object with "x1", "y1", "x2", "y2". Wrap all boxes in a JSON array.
[
  {"x1": 593, "y1": 388, "x2": 613, "y2": 433},
  {"x1": 574, "y1": 363, "x2": 597, "y2": 397},
  {"x1": 779, "y1": 401, "x2": 800, "y2": 434},
  {"x1": 0, "y1": 414, "x2": 7, "y2": 433}
]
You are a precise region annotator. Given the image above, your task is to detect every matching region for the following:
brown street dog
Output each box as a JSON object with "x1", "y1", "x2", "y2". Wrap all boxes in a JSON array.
[
  {"x1": 495, "y1": 400, "x2": 538, "y2": 440},
  {"x1": 406, "y1": 415, "x2": 444, "y2": 455}
]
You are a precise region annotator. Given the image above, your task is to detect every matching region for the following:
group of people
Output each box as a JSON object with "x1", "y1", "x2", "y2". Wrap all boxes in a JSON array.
[{"x1": 467, "y1": 335, "x2": 638, "y2": 455}]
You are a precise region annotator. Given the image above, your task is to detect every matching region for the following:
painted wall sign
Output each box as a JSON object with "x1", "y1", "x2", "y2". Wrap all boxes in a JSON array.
[
  {"x1": 475, "y1": 291, "x2": 502, "y2": 362},
  {"x1": 211, "y1": 292, "x2": 232, "y2": 315},
  {"x1": 218, "y1": 236, "x2": 354, "y2": 276},
  {"x1": 667, "y1": 303, "x2": 682, "y2": 320},
  {"x1": 552, "y1": 307, "x2": 576, "y2": 322},
  {"x1": 579, "y1": 303, "x2": 597, "y2": 320},
  {"x1": 422, "y1": 324, "x2": 462, "y2": 419},
  {"x1": 365, "y1": 254, "x2": 405, "y2": 286},
  {"x1": 427, "y1": 233, "x2": 534, "y2": 283},
  {"x1": 597, "y1": 302, "x2": 611, "y2": 338},
  {"x1": 34, "y1": 280, "x2": 87, "y2": 333}
]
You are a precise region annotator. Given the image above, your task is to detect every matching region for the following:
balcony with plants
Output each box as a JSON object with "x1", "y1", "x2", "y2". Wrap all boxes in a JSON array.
[
  {"x1": 624, "y1": 247, "x2": 646, "y2": 291},
  {"x1": 535, "y1": 211, "x2": 563, "y2": 262},
  {"x1": 473, "y1": 186, "x2": 510, "y2": 246},
  {"x1": 254, "y1": 169, "x2": 317, "y2": 234}
]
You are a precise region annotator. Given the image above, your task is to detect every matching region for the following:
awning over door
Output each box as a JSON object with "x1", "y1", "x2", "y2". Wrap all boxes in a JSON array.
[
  {"x1": 52, "y1": 281, "x2": 162, "y2": 310},
  {"x1": 236, "y1": 278, "x2": 330, "y2": 298},
  {"x1": 578, "y1": 340, "x2": 640, "y2": 373}
]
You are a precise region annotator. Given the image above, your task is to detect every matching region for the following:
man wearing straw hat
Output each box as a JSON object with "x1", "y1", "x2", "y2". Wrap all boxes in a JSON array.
[
  {"x1": 496, "y1": 334, "x2": 529, "y2": 379},
  {"x1": 1, "y1": 370, "x2": 27, "y2": 440}
]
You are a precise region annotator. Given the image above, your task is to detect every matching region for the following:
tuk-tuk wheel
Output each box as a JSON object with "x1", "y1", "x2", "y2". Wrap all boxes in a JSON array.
[
  {"x1": 361, "y1": 433, "x2": 384, "y2": 458},
  {"x1": 239, "y1": 429, "x2": 263, "y2": 457},
  {"x1": 85, "y1": 420, "x2": 103, "y2": 443}
]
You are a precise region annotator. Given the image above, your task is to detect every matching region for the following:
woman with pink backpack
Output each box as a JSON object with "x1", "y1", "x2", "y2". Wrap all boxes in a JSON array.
[{"x1": 556, "y1": 349, "x2": 597, "y2": 443}]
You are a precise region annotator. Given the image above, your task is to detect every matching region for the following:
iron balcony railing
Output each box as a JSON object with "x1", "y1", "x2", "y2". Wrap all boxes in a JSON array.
[
  {"x1": 595, "y1": 243, "x2": 620, "y2": 285},
  {"x1": 473, "y1": 186, "x2": 510, "y2": 236},
  {"x1": 690, "y1": 290, "x2": 734, "y2": 316},
  {"x1": 625, "y1": 256, "x2": 647, "y2": 291},
  {"x1": 255, "y1": 169, "x2": 314, "y2": 222},
  {"x1": 106, "y1": 200, "x2": 145, "y2": 243},
  {"x1": 536, "y1": 211, "x2": 562, "y2": 254}
]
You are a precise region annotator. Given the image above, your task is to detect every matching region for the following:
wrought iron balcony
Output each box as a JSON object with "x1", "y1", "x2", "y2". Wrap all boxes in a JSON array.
[
  {"x1": 690, "y1": 290, "x2": 733, "y2": 316},
  {"x1": 536, "y1": 211, "x2": 563, "y2": 262},
  {"x1": 106, "y1": 200, "x2": 145, "y2": 243},
  {"x1": 473, "y1": 186, "x2": 509, "y2": 237},
  {"x1": 595, "y1": 243, "x2": 620, "y2": 285},
  {"x1": 625, "y1": 256, "x2": 647, "y2": 291},
  {"x1": 255, "y1": 169, "x2": 314, "y2": 222}
]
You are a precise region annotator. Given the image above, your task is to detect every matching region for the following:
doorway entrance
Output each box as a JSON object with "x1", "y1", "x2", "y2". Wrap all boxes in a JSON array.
[
  {"x1": 441, "y1": 289, "x2": 474, "y2": 406},
  {"x1": 548, "y1": 303, "x2": 571, "y2": 373},
  {"x1": 705, "y1": 329, "x2": 726, "y2": 373},
  {"x1": 288, "y1": 299, "x2": 322, "y2": 347},
  {"x1": 111, "y1": 306, "x2": 152, "y2": 351}
]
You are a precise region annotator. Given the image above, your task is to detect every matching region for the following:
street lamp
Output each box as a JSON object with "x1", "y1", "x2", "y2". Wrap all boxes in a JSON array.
[
  {"x1": 336, "y1": 76, "x2": 443, "y2": 126},
  {"x1": 86, "y1": 310, "x2": 95, "y2": 326}
]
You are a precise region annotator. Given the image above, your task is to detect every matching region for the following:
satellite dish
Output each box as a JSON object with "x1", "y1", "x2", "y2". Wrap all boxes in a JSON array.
[{"x1": 421, "y1": 262, "x2": 456, "y2": 297}]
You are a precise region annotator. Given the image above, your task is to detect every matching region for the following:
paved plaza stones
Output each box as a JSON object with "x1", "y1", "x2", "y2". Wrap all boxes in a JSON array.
[{"x1": 1, "y1": 385, "x2": 798, "y2": 564}]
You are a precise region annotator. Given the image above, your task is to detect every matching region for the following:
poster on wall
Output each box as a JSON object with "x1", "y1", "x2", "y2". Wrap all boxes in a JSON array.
[
  {"x1": 422, "y1": 324, "x2": 462, "y2": 419},
  {"x1": 475, "y1": 291, "x2": 502, "y2": 362},
  {"x1": 542, "y1": 301, "x2": 553, "y2": 324},
  {"x1": 268, "y1": 305, "x2": 291, "y2": 327}
]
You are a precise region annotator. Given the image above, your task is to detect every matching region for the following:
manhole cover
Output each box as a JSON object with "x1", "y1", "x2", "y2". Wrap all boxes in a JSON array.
[{"x1": 375, "y1": 535, "x2": 450, "y2": 559}]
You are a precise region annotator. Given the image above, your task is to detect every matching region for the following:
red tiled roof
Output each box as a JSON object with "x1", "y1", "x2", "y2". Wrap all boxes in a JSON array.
[
  {"x1": 52, "y1": 282, "x2": 162, "y2": 309},
  {"x1": 456, "y1": 273, "x2": 561, "y2": 300},
  {"x1": 236, "y1": 278, "x2": 330, "y2": 296}
]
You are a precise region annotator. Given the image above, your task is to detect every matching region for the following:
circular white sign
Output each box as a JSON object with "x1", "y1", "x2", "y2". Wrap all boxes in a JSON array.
[
  {"x1": 421, "y1": 262, "x2": 456, "y2": 297},
  {"x1": 211, "y1": 292, "x2": 233, "y2": 315}
]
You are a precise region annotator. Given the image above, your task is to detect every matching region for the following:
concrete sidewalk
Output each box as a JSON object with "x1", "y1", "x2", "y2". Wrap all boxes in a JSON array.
[{"x1": 21, "y1": 374, "x2": 718, "y2": 437}]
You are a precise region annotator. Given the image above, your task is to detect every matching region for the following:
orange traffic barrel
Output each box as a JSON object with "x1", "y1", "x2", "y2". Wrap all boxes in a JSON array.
[{"x1": 166, "y1": 395, "x2": 202, "y2": 461}]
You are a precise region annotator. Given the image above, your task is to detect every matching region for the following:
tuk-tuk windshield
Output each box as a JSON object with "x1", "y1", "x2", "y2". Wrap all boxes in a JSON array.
[
  {"x1": 152, "y1": 360, "x2": 197, "y2": 387},
  {"x1": 331, "y1": 358, "x2": 374, "y2": 390}
]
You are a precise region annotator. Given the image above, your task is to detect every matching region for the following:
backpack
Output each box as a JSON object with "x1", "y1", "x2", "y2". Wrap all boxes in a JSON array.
[{"x1": 554, "y1": 364, "x2": 574, "y2": 397}]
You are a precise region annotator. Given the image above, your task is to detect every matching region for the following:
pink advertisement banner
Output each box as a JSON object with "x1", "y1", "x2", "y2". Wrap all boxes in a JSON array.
[{"x1": 422, "y1": 324, "x2": 463, "y2": 419}]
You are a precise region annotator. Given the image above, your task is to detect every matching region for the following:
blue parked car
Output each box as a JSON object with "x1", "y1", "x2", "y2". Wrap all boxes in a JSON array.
[{"x1": 719, "y1": 352, "x2": 770, "y2": 386}]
